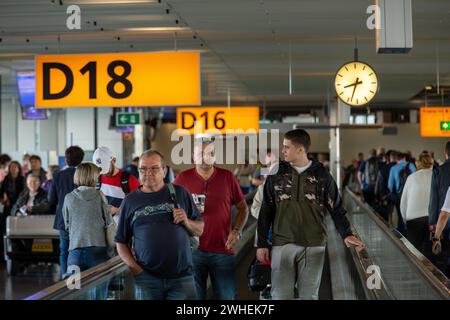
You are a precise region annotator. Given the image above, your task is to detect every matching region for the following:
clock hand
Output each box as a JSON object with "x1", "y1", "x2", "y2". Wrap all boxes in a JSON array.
[
  {"x1": 344, "y1": 78, "x2": 363, "y2": 89},
  {"x1": 351, "y1": 78, "x2": 361, "y2": 101},
  {"x1": 344, "y1": 82, "x2": 356, "y2": 89}
]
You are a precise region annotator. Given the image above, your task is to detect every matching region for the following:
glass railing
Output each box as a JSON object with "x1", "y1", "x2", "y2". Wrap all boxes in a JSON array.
[
  {"x1": 25, "y1": 256, "x2": 133, "y2": 300},
  {"x1": 343, "y1": 188, "x2": 450, "y2": 300}
]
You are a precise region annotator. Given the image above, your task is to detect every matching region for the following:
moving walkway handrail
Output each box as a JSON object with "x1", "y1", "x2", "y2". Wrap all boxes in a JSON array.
[
  {"x1": 344, "y1": 187, "x2": 450, "y2": 300},
  {"x1": 25, "y1": 256, "x2": 127, "y2": 300},
  {"x1": 326, "y1": 212, "x2": 393, "y2": 300},
  {"x1": 346, "y1": 230, "x2": 394, "y2": 300}
]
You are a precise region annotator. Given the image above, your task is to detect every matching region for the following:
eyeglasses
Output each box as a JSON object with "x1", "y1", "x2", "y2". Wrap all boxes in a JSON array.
[{"x1": 138, "y1": 166, "x2": 163, "y2": 174}]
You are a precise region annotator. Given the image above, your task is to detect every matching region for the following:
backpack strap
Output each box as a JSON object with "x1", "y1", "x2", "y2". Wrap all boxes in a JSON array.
[
  {"x1": 167, "y1": 183, "x2": 178, "y2": 208},
  {"x1": 405, "y1": 162, "x2": 411, "y2": 175},
  {"x1": 96, "y1": 174, "x2": 102, "y2": 191},
  {"x1": 120, "y1": 171, "x2": 130, "y2": 194},
  {"x1": 168, "y1": 183, "x2": 197, "y2": 244}
]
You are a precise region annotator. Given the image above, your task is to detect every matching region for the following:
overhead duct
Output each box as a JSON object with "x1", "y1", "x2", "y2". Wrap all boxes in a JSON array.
[{"x1": 376, "y1": 0, "x2": 413, "y2": 53}]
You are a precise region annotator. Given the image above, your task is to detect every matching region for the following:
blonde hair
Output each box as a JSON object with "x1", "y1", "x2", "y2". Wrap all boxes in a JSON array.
[
  {"x1": 415, "y1": 152, "x2": 433, "y2": 170},
  {"x1": 74, "y1": 163, "x2": 100, "y2": 187}
]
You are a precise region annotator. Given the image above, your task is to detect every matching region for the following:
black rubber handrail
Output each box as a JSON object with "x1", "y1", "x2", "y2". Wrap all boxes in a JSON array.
[{"x1": 344, "y1": 187, "x2": 450, "y2": 300}]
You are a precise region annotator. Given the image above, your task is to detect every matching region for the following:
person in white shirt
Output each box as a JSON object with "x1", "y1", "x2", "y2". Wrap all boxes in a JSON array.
[
  {"x1": 400, "y1": 152, "x2": 434, "y2": 252},
  {"x1": 250, "y1": 151, "x2": 280, "y2": 244}
]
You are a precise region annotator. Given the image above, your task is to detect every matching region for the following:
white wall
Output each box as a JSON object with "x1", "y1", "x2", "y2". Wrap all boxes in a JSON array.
[
  {"x1": 1, "y1": 97, "x2": 59, "y2": 167},
  {"x1": 1, "y1": 97, "x2": 18, "y2": 153},
  {"x1": 1, "y1": 104, "x2": 125, "y2": 167},
  {"x1": 97, "y1": 108, "x2": 123, "y2": 168},
  {"x1": 58, "y1": 109, "x2": 66, "y2": 156},
  {"x1": 65, "y1": 108, "x2": 124, "y2": 167},
  {"x1": 66, "y1": 108, "x2": 95, "y2": 151}
]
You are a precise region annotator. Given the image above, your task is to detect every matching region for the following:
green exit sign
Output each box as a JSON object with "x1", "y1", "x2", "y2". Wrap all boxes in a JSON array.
[
  {"x1": 440, "y1": 121, "x2": 450, "y2": 130},
  {"x1": 116, "y1": 112, "x2": 140, "y2": 126}
]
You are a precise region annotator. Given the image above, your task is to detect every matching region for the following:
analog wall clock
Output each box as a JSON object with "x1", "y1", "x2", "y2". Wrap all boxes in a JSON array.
[{"x1": 334, "y1": 61, "x2": 378, "y2": 106}]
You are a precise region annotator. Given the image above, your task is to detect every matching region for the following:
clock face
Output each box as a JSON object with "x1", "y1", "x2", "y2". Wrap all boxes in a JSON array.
[{"x1": 334, "y1": 61, "x2": 378, "y2": 107}]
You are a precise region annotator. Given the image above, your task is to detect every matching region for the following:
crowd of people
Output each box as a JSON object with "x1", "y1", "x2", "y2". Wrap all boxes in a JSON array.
[
  {"x1": 0, "y1": 130, "x2": 448, "y2": 300},
  {"x1": 0, "y1": 143, "x2": 249, "y2": 300},
  {"x1": 343, "y1": 144, "x2": 450, "y2": 277}
]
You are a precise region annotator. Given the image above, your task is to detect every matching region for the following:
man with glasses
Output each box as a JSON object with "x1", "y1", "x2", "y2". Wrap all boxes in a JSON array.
[
  {"x1": 115, "y1": 150, "x2": 204, "y2": 300},
  {"x1": 174, "y1": 139, "x2": 249, "y2": 300}
]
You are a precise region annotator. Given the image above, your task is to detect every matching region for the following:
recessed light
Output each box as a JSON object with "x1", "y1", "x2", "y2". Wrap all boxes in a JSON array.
[
  {"x1": 84, "y1": 0, "x2": 158, "y2": 4},
  {"x1": 122, "y1": 27, "x2": 189, "y2": 31}
]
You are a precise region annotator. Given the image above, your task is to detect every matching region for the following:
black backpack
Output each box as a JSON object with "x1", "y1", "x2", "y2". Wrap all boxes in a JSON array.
[
  {"x1": 364, "y1": 157, "x2": 379, "y2": 187},
  {"x1": 96, "y1": 171, "x2": 131, "y2": 194},
  {"x1": 397, "y1": 162, "x2": 412, "y2": 195}
]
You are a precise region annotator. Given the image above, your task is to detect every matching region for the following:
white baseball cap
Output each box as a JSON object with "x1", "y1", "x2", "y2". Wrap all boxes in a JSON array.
[{"x1": 93, "y1": 146, "x2": 115, "y2": 174}]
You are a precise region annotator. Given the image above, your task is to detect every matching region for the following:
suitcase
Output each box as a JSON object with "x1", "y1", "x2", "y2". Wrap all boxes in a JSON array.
[
  {"x1": 7, "y1": 215, "x2": 59, "y2": 237},
  {"x1": 4, "y1": 215, "x2": 59, "y2": 276}
]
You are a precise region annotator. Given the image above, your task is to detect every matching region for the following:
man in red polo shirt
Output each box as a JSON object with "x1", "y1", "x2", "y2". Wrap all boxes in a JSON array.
[{"x1": 174, "y1": 139, "x2": 249, "y2": 300}]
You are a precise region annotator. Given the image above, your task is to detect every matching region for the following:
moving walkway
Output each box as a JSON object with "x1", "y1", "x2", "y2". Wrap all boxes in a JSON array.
[{"x1": 25, "y1": 188, "x2": 449, "y2": 300}]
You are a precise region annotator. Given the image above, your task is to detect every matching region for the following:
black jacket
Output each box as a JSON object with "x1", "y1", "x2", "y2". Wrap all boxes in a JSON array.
[
  {"x1": 11, "y1": 187, "x2": 49, "y2": 216},
  {"x1": 257, "y1": 160, "x2": 352, "y2": 248},
  {"x1": 429, "y1": 159, "x2": 450, "y2": 228},
  {"x1": 0, "y1": 175, "x2": 25, "y2": 209},
  {"x1": 48, "y1": 167, "x2": 77, "y2": 230}
]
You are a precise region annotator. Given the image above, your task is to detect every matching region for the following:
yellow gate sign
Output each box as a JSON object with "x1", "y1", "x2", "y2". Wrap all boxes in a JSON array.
[
  {"x1": 177, "y1": 107, "x2": 260, "y2": 134},
  {"x1": 35, "y1": 51, "x2": 201, "y2": 108},
  {"x1": 420, "y1": 107, "x2": 450, "y2": 137}
]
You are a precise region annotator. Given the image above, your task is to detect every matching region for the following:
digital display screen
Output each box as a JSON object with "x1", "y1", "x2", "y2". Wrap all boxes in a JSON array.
[
  {"x1": 115, "y1": 126, "x2": 134, "y2": 133},
  {"x1": 16, "y1": 71, "x2": 47, "y2": 120}
]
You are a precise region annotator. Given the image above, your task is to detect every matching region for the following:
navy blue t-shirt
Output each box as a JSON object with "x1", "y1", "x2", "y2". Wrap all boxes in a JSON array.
[{"x1": 115, "y1": 184, "x2": 202, "y2": 278}]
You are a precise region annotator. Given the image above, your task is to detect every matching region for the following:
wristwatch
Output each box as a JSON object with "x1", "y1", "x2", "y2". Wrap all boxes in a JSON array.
[{"x1": 233, "y1": 228, "x2": 243, "y2": 238}]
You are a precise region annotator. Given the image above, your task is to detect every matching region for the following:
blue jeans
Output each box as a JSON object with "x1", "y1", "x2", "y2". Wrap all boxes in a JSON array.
[
  {"x1": 134, "y1": 271, "x2": 197, "y2": 300},
  {"x1": 192, "y1": 250, "x2": 236, "y2": 300},
  {"x1": 68, "y1": 246, "x2": 109, "y2": 300},
  {"x1": 59, "y1": 230, "x2": 69, "y2": 279}
]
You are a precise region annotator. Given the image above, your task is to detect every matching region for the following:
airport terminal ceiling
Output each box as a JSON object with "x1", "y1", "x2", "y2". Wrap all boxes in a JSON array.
[{"x1": 0, "y1": 0, "x2": 449, "y2": 109}]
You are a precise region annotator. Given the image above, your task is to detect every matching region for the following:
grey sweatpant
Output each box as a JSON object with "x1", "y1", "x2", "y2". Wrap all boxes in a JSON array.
[{"x1": 271, "y1": 244, "x2": 326, "y2": 300}]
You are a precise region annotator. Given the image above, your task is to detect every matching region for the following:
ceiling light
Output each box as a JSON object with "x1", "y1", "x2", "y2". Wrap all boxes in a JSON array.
[
  {"x1": 122, "y1": 27, "x2": 190, "y2": 32},
  {"x1": 83, "y1": 0, "x2": 158, "y2": 4}
]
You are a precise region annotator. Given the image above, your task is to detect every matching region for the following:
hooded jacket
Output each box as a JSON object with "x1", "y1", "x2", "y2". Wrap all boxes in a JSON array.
[
  {"x1": 63, "y1": 186, "x2": 112, "y2": 251},
  {"x1": 257, "y1": 160, "x2": 352, "y2": 248}
]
